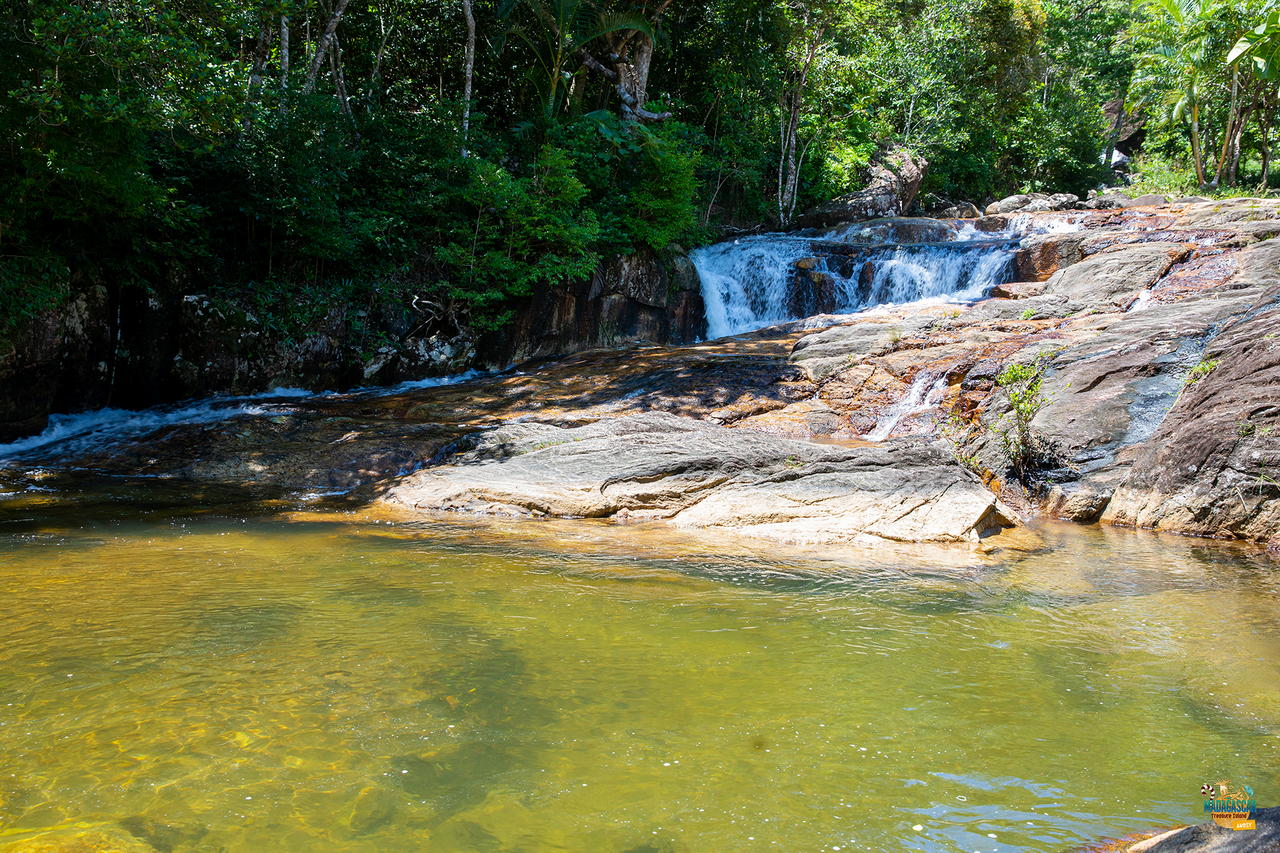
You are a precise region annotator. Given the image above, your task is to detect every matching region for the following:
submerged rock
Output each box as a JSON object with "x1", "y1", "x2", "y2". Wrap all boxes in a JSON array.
[
  {"x1": 382, "y1": 412, "x2": 1016, "y2": 545},
  {"x1": 0, "y1": 825, "x2": 159, "y2": 852}
]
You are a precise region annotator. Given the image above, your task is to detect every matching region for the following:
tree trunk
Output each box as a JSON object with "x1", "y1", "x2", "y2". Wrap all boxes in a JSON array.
[
  {"x1": 1261, "y1": 95, "x2": 1274, "y2": 191},
  {"x1": 243, "y1": 25, "x2": 273, "y2": 128},
  {"x1": 776, "y1": 28, "x2": 822, "y2": 227},
  {"x1": 330, "y1": 34, "x2": 353, "y2": 122},
  {"x1": 461, "y1": 0, "x2": 476, "y2": 156},
  {"x1": 279, "y1": 15, "x2": 289, "y2": 102},
  {"x1": 1213, "y1": 69, "x2": 1240, "y2": 186},
  {"x1": 1190, "y1": 101, "x2": 1206, "y2": 187},
  {"x1": 303, "y1": 0, "x2": 351, "y2": 95},
  {"x1": 578, "y1": 0, "x2": 676, "y2": 122},
  {"x1": 777, "y1": 89, "x2": 802, "y2": 226},
  {"x1": 369, "y1": 16, "x2": 394, "y2": 111},
  {"x1": 628, "y1": 34, "x2": 654, "y2": 110},
  {"x1": 246, "y1": 26, "x2": 272, "y2": 96},
  {"x1": 611, "y1": 36, "x2": 671, "y2": 122},
  {"x1": 1228, "y1": 99, "x2": 1252, "y2": 186}
]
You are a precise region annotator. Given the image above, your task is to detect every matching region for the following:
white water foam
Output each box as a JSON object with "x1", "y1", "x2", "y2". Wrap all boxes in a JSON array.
[
  {"x1": 0, "y1": 371, "x2": 484, "y2": 463},
  {"x1": 691, "y1": 222, "x2": 1034, "y2": 340},
  {"x1": 852, "y1": 243, "x2": 1015, "y2": 307},
  {"x1": 690, "y1": 236, "x2": 816, "y2": 338},
  {"x1": 864, "y1": 374, "x2": 949, "y2": 441},
  {"x1": 0, "y1": 397, "x2": 290, "y2": 462}
]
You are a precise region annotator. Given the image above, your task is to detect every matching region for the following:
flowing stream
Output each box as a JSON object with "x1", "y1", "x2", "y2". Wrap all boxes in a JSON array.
[
  {"x1": 0, "y1": 371, "x2": 483, "y2": 464},
  {"x1": 691, "y1": 219, "x2": 1022, "y2": 338}
]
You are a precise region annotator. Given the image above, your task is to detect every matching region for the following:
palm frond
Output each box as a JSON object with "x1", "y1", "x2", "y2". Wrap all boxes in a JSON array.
[{"x1": 577, "y1": 10, "x2": 654, "y2": 46}]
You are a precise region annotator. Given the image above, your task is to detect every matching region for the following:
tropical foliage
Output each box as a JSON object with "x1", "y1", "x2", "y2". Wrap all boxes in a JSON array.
[
  {"x1": 0, "y1": 0, "x2": 1274, "y2": 337},
  {"x1": 1130, "y1": 0, "x2": 1280, "y2": 190}
]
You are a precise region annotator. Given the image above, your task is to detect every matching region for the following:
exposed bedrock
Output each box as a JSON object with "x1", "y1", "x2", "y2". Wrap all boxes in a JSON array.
[
  {"x1": 382, "y1": 412, "x2": 1015, "y2": 545},
  {"x1": 1109, "y1": 806, "x2": 1280, "y2": 852},
  {"x1": 776, "y1": 199, "x2": 1280, "y2": 546},
  {"x1": 6, "y1": 199, "x2": 1280, "y2": 550}
]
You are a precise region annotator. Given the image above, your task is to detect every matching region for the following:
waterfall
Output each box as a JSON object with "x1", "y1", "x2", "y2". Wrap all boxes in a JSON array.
[
  {"x1": 691, "y1": 219, "x2": 1028, "y2": 339},
  {"x1": 864, "y1": 373, "x2": 949, "y2": 441},
  {"x1": 690, "y1": 236, "x2": 817, "y2": 339}
]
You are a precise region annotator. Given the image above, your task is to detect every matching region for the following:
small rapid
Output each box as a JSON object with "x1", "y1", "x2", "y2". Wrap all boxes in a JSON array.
[
  {"x1": 864, "y1": 372, "x2": 949, "y2": 441},
  {"x1": 691, "y1": 217, "x2": 1036, "y2": 339},
  {"x1": 0, "y1": 371, "x2": 483, "y2": 464}
]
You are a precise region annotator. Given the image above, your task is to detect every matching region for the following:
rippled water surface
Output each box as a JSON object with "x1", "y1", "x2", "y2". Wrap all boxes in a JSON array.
[{"x1": 0, "y1": 511, "x2": 1276, "y2": 851}]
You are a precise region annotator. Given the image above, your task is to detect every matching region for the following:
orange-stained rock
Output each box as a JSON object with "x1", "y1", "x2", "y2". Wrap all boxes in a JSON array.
[
  {"x1": 989, "y1": 281, "x2": 1048, "y2": 299},
  {"x1": 1014, "y1": 233, "x2": 1085, "y2": 280}
]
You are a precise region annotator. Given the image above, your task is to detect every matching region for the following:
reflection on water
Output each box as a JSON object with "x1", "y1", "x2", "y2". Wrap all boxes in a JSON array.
[{"x1": 0, "y1": 514, "x2": 1275, "y2": 852}]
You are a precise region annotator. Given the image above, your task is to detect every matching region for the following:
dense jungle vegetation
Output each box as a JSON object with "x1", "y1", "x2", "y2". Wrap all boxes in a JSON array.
[{"x1": 2, "y1": 0, "x2": 1279, "y2": 335}]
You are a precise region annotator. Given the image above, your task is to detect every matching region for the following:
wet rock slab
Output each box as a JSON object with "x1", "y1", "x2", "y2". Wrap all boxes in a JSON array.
[{"x1": 6, "y1": 198, "x2": 1279, "y2": 548}]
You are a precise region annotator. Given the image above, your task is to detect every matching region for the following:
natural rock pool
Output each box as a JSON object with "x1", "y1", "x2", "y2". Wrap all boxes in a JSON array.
[{"x1": 0, "y1": 509, "x2": 1275, "y2": 851}]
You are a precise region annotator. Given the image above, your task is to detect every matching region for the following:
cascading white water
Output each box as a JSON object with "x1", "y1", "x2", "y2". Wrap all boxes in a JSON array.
[
  {"x1": 864, "y1": 373, "x2": 949, "y2": 441},
  {"x1": 691, "y1": 219, "x2": 1037, "y2": 339},
  {"x1": 0, "y1": 371, "x2": 483, "y2": 463},
  {"x1": 853, "y1": 243, "x2": 1016, "y2": 307},
  {"x1": 690, "y1": 236, "x2": 816, "y2": 338}
]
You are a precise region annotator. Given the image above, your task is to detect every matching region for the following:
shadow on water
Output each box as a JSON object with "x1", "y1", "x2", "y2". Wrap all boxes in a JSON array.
[
  {"x1": 332, "y1": 579, "x2": 428, "y2": 609},
  {"x1": 1173, "y1": 690, "x2": 1277, "y2": 748},
  {"x1": 117, "y1": 816, "x2": 209, "y2": 853},
  {"x1": 363, "y1": 615, "x2": 558, "y2": 836},
  {"x1": 184, "y1": 602, "x2": 306, "y2": 657}
]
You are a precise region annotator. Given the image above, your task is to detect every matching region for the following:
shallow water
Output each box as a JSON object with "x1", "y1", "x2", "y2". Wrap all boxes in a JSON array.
[{"x1": 0, "y1": 512, "x2": 1276, "y2": 852}]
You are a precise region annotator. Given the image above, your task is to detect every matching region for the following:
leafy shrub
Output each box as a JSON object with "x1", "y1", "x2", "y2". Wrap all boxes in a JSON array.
[{"x1": 994, "y1": 358, "x2": 1053, "y2": 477}]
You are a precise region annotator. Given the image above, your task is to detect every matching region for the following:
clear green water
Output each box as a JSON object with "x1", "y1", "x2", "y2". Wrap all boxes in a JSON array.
[{"x1": 0, "y1": 513, "x2": 1276, "y2": 852}]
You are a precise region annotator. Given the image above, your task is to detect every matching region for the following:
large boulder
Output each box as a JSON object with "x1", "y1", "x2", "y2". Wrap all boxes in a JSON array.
[
  {"x1": 1127, "y1": 806, "x2": 1280, "y2": 852},
  {"x1": 1040, "y1": 242, "x2": 1190, "y2": 310},
  {"x1": 791, "y1": 147, "x2": 927, "y2": 230},
  {"x1": 382, "y1": 412, "x2": 1016, "y2": 545},
  {"x1": 939, "y1": 201, "x2": 982, "y2": 219},
  {"x1": 820, "y1": 216, "x2": 959, "y2": 245},
  {"x1": 984, "y1": 192, "x2": 1079, "y2": 215},
  {"x1": 1080, "y1": 190, "x2": 1134, "y2": 210},
  {"x1": 1014, "y1": 232, "x2": 1087, "y2": 281}
]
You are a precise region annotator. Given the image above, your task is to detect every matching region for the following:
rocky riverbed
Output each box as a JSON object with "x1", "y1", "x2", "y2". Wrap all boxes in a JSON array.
[{"x1": 4, "y1": 198, "x2": 1279, "y2": 552}]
